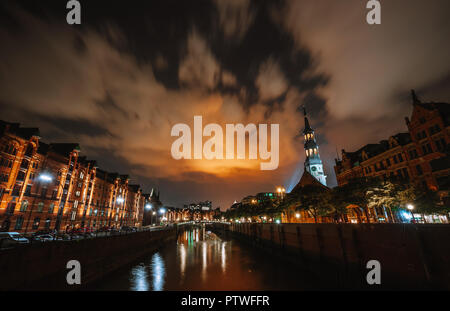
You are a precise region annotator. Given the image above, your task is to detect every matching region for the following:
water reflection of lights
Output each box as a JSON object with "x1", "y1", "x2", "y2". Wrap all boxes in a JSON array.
[
  {"x1": 130, "y1": 264, "x2": 149, "y2": 291},
  {"x1": 221, "y1": 242, "x2": 226, "y2": 273},
  {"x1": 151, "y1": 253, "x2": 165, "y2": 291},
  {"x1": 201, "y1": 242, "x2": 207, "y2": 281},
  {"x1": 180, "y1": 244, "x2": 186, "y2": 277}
]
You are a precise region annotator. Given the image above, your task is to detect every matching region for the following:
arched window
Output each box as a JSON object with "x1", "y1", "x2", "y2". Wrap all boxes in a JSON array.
[{"x1": 20, "y1": 200, "x2": 28, "y2": 212}]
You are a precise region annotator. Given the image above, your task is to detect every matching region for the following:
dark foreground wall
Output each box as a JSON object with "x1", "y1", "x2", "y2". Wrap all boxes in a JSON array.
[
  {"x1": 211, "y1": 223, "x2": 450, "y2": 290},
  {"x1": 0, "y1": 228, "x2": 176, "y2": 290}
]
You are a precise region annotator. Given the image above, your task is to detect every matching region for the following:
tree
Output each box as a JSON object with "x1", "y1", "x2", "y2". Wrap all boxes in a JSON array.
[
  {"x1": 295, "y1": 185, "x2": 333, "y2": 223},
  {"x1": 396, "y1": 184, "x2": 441, "y2": 223},
  {"x1": 342, "y1": 177, "x2": 383, "y2": 223},
  {"x1": 366, "y1": 181, "x2": 403, "y2": 223},
  {"x1": 331, "y1": 186, "x2": 351, "y2": 223}
]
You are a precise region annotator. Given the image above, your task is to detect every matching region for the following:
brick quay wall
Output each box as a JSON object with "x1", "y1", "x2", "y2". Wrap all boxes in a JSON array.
[
  {"x1": 0, "y1": 228, "x2": 177, "y2": 290},
  {"x1": 209, "y1": 223, "x2": 450, "y2": 290}
]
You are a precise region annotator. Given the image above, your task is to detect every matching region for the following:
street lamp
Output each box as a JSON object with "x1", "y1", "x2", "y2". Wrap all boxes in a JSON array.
[
  {"x1": 295, "y1": 213, "x2": 300, "y2": 219},
  {"x1": 407, "y1": 204, "x2": 416, "y2": 223},
  {"x1": 158, "y1": 207, "x2": 166, "y2": 225}
]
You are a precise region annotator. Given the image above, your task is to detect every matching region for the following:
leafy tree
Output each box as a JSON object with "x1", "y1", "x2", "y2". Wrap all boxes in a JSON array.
[
  {"x1": 295, "y1": 185, "x2": 333, "y2": 223},
  {"x1": 396, "y1": 184, "x2": 442, "y2": 223},
  {"x1": 366, "y1": 181, "x2": 403, "y2": 223}
]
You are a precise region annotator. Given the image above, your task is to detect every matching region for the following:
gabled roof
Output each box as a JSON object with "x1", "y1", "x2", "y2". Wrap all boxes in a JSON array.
[
  {"x1": 0, "y1": 120, "x2": 40, "y2": 140},
  {"x1": 291, "y1": 170, "x2": 329, "y2": 193}
]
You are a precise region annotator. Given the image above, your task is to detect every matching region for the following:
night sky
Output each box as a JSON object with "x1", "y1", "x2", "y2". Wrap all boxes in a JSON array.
[{"x1": 0, "y1": 0, "x2": 449, "y2": 210}]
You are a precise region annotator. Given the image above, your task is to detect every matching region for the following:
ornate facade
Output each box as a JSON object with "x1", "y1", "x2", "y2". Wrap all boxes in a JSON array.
[
  {"x1": 334, "y1": 91, "x2": 449, "y2": 202},
  {"x1": 0, "y1": 120, "x2": 146, "y2": 233}
]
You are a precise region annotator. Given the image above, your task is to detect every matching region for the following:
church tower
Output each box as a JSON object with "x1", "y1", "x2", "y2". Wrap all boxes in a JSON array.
[{"x1": 302, "y1": 107, "x2": 327, "y2": 186}]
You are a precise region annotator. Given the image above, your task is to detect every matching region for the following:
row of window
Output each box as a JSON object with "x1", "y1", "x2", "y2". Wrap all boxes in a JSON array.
[
  {"x1": 14, "y1": 216, "x2": 51, "y2": 230},
  {"x1": 0, "y1": 173, "x2": 9, "y2": 182},
  {"x1": 365, "y1": 164, "x2": 425, "y2": 178},
  {"x1": 2, "y1": 144, "x2": 18, "y2": 156},
  {"x1": 415, "y1": 124, "x2": 442, "y2": 141},
  {"x1": 0, "y1": 157, "x2": 13, "y2": 168},
  {"x1": 17, "y1": 200, "x2": 56, "y2": 214}
]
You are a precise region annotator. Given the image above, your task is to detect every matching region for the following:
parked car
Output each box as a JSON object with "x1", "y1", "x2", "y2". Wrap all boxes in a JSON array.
[
  {"x1": 33, "y1": 234, "x2": 54, "y2": 242},
  {"x1": 0, "y1": 232, "x2": 30, "y2": 248},
  {"x1": 69, "y1": 234, "x2": 84, "y2": 240},
  {"x1": 120, "y1": 226, "x2": 135, "y2": 232},
  {"x1": 97, "y1": 226, "x2": 110, "y2": 233},
  {"x1": 54, "y1": 233, "x2": 71, "y2": 241},
  {"x1": 33, "y1": 229, "x2": 53, "y2": 236}
]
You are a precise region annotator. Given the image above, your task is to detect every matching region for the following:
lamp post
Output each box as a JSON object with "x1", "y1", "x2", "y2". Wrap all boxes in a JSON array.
[
  {"x1": 145, "y1": 203, "x2": 152, "y2": 226},
  {"x1": 159, "y1": 207, "x2": 166, "y2": 225},
  {"x1": 407, "y1": 204, "x2": 416, "y2": 223}
]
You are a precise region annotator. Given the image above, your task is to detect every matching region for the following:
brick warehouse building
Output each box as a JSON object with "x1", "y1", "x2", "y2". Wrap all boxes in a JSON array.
[
  {"x1": 334, "y1": 91, "x2": 449, "y2": 213},
  {"x1": 0, "y1": 120, "x2": 147, "y2": 233}
]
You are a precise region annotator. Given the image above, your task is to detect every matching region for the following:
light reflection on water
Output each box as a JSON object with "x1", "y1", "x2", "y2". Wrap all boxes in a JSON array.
[
  {"x1": 129, "y1": 264, "x2": 149, "y2": 291},
  {"x1": 95, "y1": 226, "x2": 312, "y2": 291},
  {"x1": 150, "y1": 253, "x2": 165, "y2": 291}
]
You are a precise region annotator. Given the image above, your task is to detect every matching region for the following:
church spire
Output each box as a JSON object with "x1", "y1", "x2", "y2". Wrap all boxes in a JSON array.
[
  {"x1": 411, "y1": 89, "x2": 421, "y2": 105},
  {"x1": 302, "y1": 105, "x2": 313, "y2": 134},
  {"x1": 302, "y1": 105, "x2": 327, "y2": 186}
]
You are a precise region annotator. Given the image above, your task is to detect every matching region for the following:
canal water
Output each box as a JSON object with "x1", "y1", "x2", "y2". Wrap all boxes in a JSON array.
[{"x1": 93, "y1": 226, "x2": 318, "y2": 291}]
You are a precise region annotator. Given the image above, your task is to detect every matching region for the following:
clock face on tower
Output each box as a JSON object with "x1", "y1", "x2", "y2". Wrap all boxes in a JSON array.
[{"x1": 311, "y1": 166, "x2": 317, "y2": 171}]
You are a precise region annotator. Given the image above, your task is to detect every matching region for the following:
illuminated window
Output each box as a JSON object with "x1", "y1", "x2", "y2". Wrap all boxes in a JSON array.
[{"x1": 20, "y1": 200, "x2": 28, "y2": 212}]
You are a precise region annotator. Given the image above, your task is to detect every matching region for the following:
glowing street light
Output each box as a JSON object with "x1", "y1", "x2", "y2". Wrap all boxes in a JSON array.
[
  {"x1": 407, "y1": 204, "x2": 416, "y2": 223},
  {"x1": 38, "y1": 173, "x2": 53, "y2": 183},
  {"x1": 159, "y1": 207, "x2": 166, "y2": 214},
  {"x1": 145, "y1": 203, "x2": 152, "y2": 210},
  {"x1": 116, "y1": 197, "x2": 124, "y2": 204},
  {"x1": 295, "y1": 213, "x2": 300, "y2": 219}
]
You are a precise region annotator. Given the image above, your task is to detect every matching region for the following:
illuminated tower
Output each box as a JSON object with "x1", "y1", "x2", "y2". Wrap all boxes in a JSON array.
[{"x1": 302, "y1": 107, "x2": 327, "y2": 186}]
